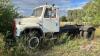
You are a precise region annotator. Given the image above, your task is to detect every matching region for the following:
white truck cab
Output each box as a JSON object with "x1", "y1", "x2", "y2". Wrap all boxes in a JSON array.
[{"x1": 14, "y1": 5, "x2": 59, "y2": 37}]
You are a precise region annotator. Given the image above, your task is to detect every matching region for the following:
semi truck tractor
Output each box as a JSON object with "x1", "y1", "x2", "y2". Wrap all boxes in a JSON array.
[{"x1": 11, "y1": 4, "x2": 95, "y2": 49}]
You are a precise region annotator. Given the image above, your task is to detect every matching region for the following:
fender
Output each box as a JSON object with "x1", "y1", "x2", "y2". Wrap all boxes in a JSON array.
[{"x1": 20, "y1": 27, "x2": 43, "y2": 37}]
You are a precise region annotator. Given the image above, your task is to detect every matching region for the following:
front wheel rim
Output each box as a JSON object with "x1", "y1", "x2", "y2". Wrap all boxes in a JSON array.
[{"x1": 28, "y1": 37, "x2": 39, "y2": 49}]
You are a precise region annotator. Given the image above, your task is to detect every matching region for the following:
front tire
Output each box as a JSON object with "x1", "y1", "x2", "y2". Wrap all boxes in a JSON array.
[
  {"x1": 27, "y1": 30, "x2": 41, "y2": 49},
  {"x1": 18, "y1": 30, "x2": 41, "y2": 49}
]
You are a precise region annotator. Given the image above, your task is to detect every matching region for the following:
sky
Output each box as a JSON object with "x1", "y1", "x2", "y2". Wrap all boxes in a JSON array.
[{"x1": 12, "y1": 0, "x2": 89, "y2": 16}]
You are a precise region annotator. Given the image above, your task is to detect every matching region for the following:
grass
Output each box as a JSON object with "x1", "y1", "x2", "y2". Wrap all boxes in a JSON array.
[
  {"x1": 26, "y1": 39, "x2": 100, "y2": 56},
  {"x1": 95, "y1": 28, "x2": 100, "y2": 38},
  {"x1": 0, "y1": 28, "x2": 100, "y2": 56},
  {"x1": 0, "y1": 33, "x2": 5, "y2": 56}
]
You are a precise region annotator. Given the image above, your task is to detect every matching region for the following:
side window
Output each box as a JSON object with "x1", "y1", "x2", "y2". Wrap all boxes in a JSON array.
[
  {"x1": 52, "y1": 9, "x2": 56, "y2": 18},
  {"x1": 44, "y1": 8, "x2": 51, "y2": 18},
  {"x1": 44, "y1": 8, "x2": 56, "y2": 18}
]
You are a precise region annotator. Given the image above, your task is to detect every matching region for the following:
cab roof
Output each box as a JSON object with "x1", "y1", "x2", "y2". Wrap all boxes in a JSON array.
[{"x1": 33, "y1": 5, "x2": 56, "y2": 10}]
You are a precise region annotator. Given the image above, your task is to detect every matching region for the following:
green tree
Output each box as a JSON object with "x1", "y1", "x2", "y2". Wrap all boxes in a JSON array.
[
  {"x1": 60, "y1": 16, "x2": 67, "y2": 22},
  {"x1": 83, "y1": 0, "x2": 100, "y2": 26},
  {"x1": 0, "y1": 0, "x2": 19, "y2": 34}
]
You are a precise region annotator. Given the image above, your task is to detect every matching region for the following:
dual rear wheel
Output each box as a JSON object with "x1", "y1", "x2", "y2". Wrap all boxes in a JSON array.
[{"x1": 80, "y1": 29, "x2": 95, "y2": 40}]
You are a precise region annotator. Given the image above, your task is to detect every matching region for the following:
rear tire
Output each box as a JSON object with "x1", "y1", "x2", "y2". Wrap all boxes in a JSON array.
[
  {"x1": 87, "y1": 30, "x2": 95, "y2": 41},
  {"x1": 80, "y1": 30, "x2": 95, "y2": 40}
]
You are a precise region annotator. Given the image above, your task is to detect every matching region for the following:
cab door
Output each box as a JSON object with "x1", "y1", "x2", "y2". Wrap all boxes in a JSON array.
[{"x1": 42, "y1": 7, "x2": 59, "y2": 32}]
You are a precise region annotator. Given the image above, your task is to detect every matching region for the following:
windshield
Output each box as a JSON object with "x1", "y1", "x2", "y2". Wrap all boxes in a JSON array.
[{"x1": 32, "y1": 7, "x2": 43, "y2": 17}]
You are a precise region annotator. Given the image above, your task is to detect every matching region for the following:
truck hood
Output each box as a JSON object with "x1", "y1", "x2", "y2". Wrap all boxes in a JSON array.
[
  {"x1": 15, "y1": 16, "x2": 39, "y2": 21},
  {"x1": 15, "y1": 16, "x2": 40, "y2": 25},
  {"x1": 15, "y1": 16, "x2": 40, "y2": 26}
]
